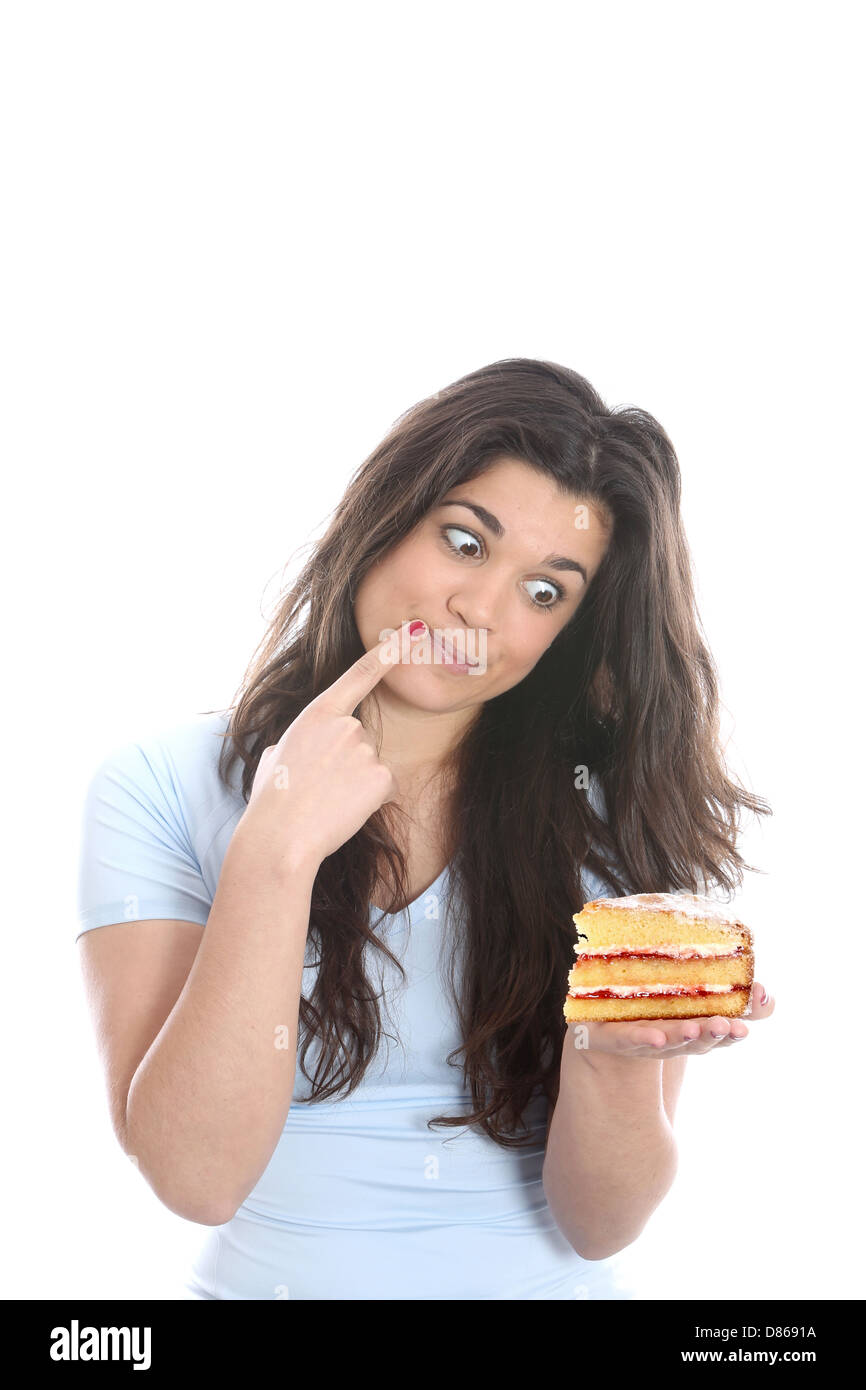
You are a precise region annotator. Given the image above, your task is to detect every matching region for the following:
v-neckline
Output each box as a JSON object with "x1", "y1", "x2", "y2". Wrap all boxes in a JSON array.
[{"x1": 369, "y1": 861, "x2": 450, "y2": 916}]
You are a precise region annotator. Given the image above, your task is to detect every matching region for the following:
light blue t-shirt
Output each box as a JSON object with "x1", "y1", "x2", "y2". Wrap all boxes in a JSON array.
[{"x1": 75, "y1": 710, "x2": 636, "y2": 1300}]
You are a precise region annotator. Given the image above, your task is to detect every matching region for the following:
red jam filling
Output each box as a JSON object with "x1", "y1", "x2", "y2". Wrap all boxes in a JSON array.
[{"x1": 567, "y1": 983, "x2": 750, "y2": 999}]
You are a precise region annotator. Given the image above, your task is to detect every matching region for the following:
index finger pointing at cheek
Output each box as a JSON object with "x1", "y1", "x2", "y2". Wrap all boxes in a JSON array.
[{"x1": 314, "y1": 619, "x2": 427, "y2": 717}]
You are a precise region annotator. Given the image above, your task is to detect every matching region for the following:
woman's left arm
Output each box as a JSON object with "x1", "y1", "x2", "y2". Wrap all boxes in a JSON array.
[{"x1": 542, "y1": 980, "x2": 775, "y2": 1260}]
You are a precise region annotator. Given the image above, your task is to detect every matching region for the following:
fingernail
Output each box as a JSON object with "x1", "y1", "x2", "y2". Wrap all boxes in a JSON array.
[
  {"x1": 711, "y1": 1032, "x2": 726, "y2": 1039},
  {"x1": 760, "y1": 988, "x2": 768, "y2": 1006},
  {"x1": 408, "y1": 620, "x2": 426, "y2": 639}
]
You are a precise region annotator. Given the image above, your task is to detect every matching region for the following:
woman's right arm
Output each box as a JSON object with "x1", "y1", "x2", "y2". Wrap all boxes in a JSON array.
[
  {"x1": 85, "y1": 620, "x2": 420, "y2": 1226},
  {"x1": 121, "y1": 833, "x2": 321, "y2": 1226}
]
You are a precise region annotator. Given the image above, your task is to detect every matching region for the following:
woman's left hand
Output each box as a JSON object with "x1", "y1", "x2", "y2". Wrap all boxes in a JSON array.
[{"x1": 574, "y1": 980, "x2": 775, "y2": 1057}]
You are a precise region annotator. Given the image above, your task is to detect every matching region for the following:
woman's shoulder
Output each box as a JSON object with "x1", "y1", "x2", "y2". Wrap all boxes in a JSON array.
[
  {"x1": 76, "y1": 711, "x2": 240, "y2": 938},
  {"x1": 86, "y1": 708, "x2": 243, "y2": 824},
  {"x1": 142, "y1": 707, "x2": 235, "y2": 771}
]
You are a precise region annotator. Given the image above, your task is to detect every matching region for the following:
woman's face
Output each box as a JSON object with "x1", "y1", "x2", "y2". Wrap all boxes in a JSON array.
[{"x1": 353, "y1": 456, "x2": 612, "y2": 715}]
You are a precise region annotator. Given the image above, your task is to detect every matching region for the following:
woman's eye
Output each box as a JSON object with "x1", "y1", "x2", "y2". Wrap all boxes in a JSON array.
[
  {"x1": 442, "y1": 525, "x2": 483, "y2": 558},
  {"x1": 440, "y1": 524, "x2": 565, "y2": 610},
  {"x1": 521, "y1": 578, "x2": 562, "y2": 609}
]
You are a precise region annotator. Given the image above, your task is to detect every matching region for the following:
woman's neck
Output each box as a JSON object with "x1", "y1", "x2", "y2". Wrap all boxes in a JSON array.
[{"x1": 357, "y1": 685, "x2": 477, "y2": 802}]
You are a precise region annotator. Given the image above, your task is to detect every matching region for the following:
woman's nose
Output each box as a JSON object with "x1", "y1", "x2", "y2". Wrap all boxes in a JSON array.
[{"x1": 446, "y1": 583, "x2": 504, "y2": 633}]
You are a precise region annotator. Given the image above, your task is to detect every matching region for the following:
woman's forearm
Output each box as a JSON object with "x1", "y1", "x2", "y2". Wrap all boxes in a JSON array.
[
  {"x1": 543, "y1": 1031, "x2": 678, "y2": 1260},
  {"x1": 124, "y1": 829, "x2": 319, "y2": 1225}
]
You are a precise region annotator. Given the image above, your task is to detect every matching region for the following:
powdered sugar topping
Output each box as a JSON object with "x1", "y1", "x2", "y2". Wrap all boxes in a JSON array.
[{"x1": 576, "y1": 891, "x2": 746, "y2": 930}]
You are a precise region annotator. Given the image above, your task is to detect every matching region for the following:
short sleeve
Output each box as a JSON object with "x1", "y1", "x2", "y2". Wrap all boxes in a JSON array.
[{"x1": 75, "y1": 738, "x2": 213, "y2": 941}]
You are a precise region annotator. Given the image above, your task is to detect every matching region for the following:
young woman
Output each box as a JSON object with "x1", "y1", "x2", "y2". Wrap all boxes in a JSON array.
[{"x1": 76, "y1": 357, "x2": 775, "y2": 1300}]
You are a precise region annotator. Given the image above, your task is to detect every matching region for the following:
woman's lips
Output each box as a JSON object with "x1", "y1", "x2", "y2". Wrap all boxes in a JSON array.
[
  {"x1": 407, "y1": 618, "x2": 480, "y2": 670},
  {"x1": 431, "y1": 630, "x2": 478, "y2": 669}
]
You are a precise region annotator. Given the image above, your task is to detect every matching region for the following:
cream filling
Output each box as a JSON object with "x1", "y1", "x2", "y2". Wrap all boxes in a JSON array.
[{"x1": 568, "y1": 982, "x2": 737, "y2": 997}]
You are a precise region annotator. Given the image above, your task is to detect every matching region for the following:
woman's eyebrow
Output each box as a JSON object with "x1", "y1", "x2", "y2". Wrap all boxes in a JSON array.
[{"x1": 439, "y1": 497, "x2": 588, "y2": 583}]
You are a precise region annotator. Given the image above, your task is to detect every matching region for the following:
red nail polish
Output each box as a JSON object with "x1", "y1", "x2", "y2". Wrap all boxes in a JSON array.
[{"x1": 408, "y1": 620, "x2": 426, "y2": 638}]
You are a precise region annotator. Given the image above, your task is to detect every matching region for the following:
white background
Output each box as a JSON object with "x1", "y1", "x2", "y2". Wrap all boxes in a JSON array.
[{"x1": 2, "y1": 0, "x2": 863, "y2": 1301}]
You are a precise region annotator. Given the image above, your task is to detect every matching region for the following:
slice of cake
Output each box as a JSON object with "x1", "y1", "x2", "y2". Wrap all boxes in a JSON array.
[{"x1": 564, "y1": 892, "x2": 754, "y2": 1023}]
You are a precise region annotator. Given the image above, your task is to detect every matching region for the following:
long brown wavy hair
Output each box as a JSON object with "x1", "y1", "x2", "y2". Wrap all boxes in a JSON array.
[{"x1": 208, "y1": 357, "x2": 771, "y2": 1148}]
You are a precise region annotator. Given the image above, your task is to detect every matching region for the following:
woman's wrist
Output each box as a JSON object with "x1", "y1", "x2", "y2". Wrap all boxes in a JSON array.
[
  {"x1": 560, "y1": 1027, "x2": 669, "y2": 1124},
  {"x1": 228, "y1": 814, "x2": 323, "y2": 885},
  {"x1": 568, "y1": 1034, "x2": 666, "y2": 1076}
]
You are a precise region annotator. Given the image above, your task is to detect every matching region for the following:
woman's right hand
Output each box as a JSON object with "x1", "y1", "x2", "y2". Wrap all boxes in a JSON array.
[{"x1": 231, "y1": 619, "x2": 425, "y2": 874}]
